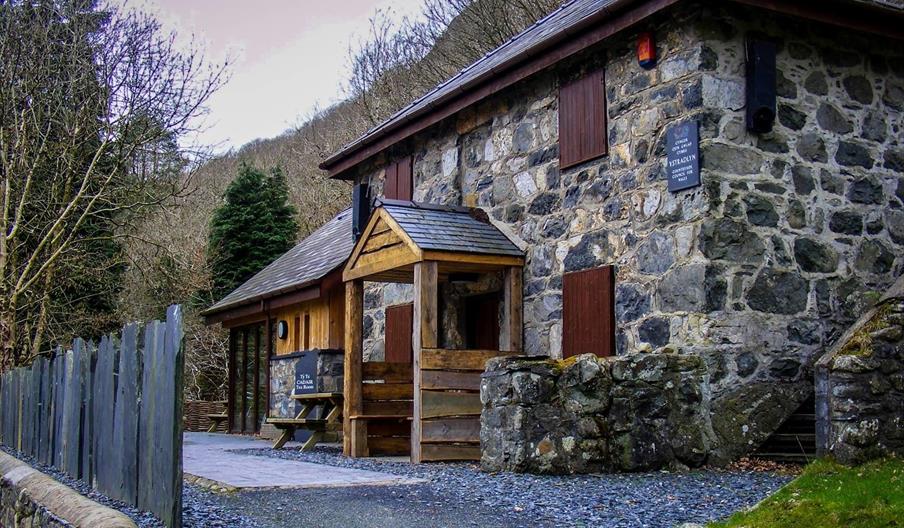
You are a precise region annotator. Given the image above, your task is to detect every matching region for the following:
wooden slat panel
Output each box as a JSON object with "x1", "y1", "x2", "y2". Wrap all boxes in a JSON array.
[
  {"x1": 420, "y1": 370, "x2": 481, "y2": 391},
  {"x1": 362, "y1": 362, "x2": 413, "y2": 382},
  {"x1": 421, "y1": 349, "x2": 516, "y2": 371},
  {"x1": 422, "y1": 418, "x2": 480, "y2": 443},
  {"x1": 385, "y1": 303, "x2": 414, "y2": 364},
  {"x1": 367, "y1": 436, "x2": 410, "y2": 455},
  {"x1": 420, "y1": 443, "x2": 480, "y2": 462},
  {"x1": 421, "y1": 390, "x2": 481, "y2": 419},
  {"x1": 364, "y1": 400, "x2": 413, "y2": 416},
  {"x1": 362, "y1": 230, "x2": 402, "y2": 254},
  {"x1": 563, "y1": 266, "x2": 615, "y2": 358},
  {"x1": 559, "y1": 70, "x2": 607, "y2": 169},
  {"x1": 362, "y1": 383, "x2": 414, "y2": 401}
]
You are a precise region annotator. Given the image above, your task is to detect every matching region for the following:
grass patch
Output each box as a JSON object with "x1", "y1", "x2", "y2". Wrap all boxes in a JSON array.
[
  {"x1": 838, "y1": 303, "x2": 894, "y2": 356},
  {"x1": 712, "y1": 457, "x2": 904, "y2": 528}
]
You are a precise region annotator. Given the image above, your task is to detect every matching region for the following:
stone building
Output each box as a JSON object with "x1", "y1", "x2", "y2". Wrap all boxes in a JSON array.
[{"x1": 317, "y1": 0, "x2": 904, "y2": 465}]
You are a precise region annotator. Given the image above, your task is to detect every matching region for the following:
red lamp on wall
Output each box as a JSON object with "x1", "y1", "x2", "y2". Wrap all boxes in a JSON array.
[{"x1": 637, "y1": 31, "x2": 656, "y2": 69}]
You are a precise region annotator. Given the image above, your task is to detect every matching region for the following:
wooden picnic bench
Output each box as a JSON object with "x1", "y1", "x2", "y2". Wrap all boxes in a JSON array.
[
  {"x1": 205, "y1": 412, "x2": 228, "y2": 433},
  {"x1": 266, "y1": 392, "x2": 343, "y2": 450}
]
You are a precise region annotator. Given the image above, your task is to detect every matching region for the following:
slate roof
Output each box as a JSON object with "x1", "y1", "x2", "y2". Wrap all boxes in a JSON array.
[
  {"x1": 322, "y1": 0, "x2": 620, "y2": 174},
  {"x1": 380, "y1": 202, "x2": 523, "y2": 257},
  {"x1": 204, "y1": 208, "x2": 354, "y2": 315}
]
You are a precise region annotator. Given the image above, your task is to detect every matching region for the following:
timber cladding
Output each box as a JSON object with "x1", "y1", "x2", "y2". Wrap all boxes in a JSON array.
[{"x1": 358, "y1": 362, "x2": 414, "y2": 456}]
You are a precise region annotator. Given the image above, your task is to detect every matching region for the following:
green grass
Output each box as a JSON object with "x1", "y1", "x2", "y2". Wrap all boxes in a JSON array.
[{"x1": 712, "y1": 457, "x2": 904, "y2": 528}]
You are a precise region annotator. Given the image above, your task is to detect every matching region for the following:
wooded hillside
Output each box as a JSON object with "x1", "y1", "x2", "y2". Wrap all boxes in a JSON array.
[{"x1": 119, "y1": 0, "x2": 562, "y2": 399}]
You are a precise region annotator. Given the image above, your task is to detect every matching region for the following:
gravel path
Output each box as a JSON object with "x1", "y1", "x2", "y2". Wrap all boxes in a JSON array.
[
  {"x1": 2, "y1": 444, "x2": 792, "y2": 527},
  {"x1": 225, "y1": 445, "x2": 793, "y2": 528}
]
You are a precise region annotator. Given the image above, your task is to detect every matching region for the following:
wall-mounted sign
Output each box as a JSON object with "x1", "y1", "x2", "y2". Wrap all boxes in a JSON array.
[
  {"x1": 294, "y1": 351, "x2": 317, "y2": 395},
  {"x1": 666, "y1": 120, "x2": 700, "y2": 192}
]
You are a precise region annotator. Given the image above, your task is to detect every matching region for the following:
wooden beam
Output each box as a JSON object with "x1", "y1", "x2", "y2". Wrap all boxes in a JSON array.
[
  {"x1": 343, "y1": 280, "x2": 365, "y2": 456},
  {"x1": 421, "y1": 348, "x2": 519, "y2": 371},
  {"x1": 502, "y1": 266, "x2": 523, "y2": 353},
  {"x1": 412, "y1": 261, "x2": 438, "y2": 464},
  {"x1": 423, "y1": 251, "x2": 524, "y2": 268}
]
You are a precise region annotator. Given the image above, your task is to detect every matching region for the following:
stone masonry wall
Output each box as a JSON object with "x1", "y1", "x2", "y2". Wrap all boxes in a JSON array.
[
  {"x1": 349, "y1": 3, "x2": 904, "y2": 461},
  {"x1": 816, "y1": 277, "x2": 904, "y2": 464},
  {"x1": 481, "y1": 352, "x2": 713, "y2": 473}
]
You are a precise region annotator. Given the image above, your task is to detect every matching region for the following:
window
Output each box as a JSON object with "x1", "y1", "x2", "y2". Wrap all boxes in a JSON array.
[
  {"x1": 383, "y1": 156, "x2": 413, "y2": 200},
  {"x1": 303, "y1": 313, "x2": 311, "y2": 350},
  {"x1": 562, "y1": 266, "x2": 615, "y2": 358},
  {"x1": 558, "y1": 70, "x2": 607, "y2": 169},
  {"x1": 293, "y1": 315, "x2": 301, "y2": 352},
  {"x1": 385, "y1": 303, "x2": 414, "y2": 363}
]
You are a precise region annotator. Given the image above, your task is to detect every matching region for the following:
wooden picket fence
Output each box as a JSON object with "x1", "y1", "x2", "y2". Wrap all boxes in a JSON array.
[{"x1": 0, "y1": 305, "x2": 184, "y2": 528}]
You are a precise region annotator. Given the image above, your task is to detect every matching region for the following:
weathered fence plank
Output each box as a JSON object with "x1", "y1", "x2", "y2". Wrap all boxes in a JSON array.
[
  {"x1": 138, "y1": 319, "x2": 163, "y2": 515},
  {"x1": 53, "y1": 347, "x2": 66, "y2": 468},
  {"x1": 93, "y1": 336, "x2": 116, "y2": 492},
  {"x1": 111, "y1": 323, "x2": 140, "y2": 504},
  {"x1": 81, "y1": 341, "x2": 95, "y2": 484}
]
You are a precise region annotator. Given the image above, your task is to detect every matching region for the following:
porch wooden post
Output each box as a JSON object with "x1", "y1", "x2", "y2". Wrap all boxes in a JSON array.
[
  {"x1": 502, "y1": 266, "x2": 523, "y2": 353},
  {"x1": 412, "y1": 261, "x2": 438, "y2": 464},
  {"x1": 344, "y1": 280, "x2": 365, "y2": 456}
]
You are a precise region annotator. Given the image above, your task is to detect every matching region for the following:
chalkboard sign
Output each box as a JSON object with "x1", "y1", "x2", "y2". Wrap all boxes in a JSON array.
[
  {"x1": 666, "y1": 121, "x2": 700, "y2": 192},
  {"x1": 293, "y1": 352, "x2": 317, "y2": 395}
]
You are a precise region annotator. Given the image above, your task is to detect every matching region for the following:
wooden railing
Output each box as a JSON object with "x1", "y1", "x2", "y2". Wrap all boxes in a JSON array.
[{"x1": 418, "y1": 348, "x2": 516, "y2": 461}]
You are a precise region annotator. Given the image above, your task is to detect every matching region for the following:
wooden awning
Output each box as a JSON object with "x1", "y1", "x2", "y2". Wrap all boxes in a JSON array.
[{"x1": 343, "y1": 202, "x2": 524, "y2": 283}]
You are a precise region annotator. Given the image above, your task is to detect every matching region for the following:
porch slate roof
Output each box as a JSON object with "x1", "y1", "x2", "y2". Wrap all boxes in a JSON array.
[
  {"x1": 204, "y1": 208, "x2": 354, "y2": 315},
  {"x1": 381, "y1": 201, "x2": 523, "y2": 257}
]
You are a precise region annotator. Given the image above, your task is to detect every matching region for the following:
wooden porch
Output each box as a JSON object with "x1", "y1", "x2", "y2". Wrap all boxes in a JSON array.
[{"x1": 342, "y1": 203, "x2": 525, "y2": 462}]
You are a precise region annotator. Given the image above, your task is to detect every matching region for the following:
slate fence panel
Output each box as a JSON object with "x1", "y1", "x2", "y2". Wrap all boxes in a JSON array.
[{"x1": 0, "y1": 306, "x2": 184, "y2": 527}]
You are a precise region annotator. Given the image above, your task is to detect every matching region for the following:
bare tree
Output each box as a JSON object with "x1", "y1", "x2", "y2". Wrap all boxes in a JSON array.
[{"x1": 0, "y1": 0, "x2": 227, "y2": 368}]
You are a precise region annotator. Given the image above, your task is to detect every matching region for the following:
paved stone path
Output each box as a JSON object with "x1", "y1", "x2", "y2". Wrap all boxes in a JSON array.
[{"x1": 183, "y1": 433, "x2": 422, "y2": 489}]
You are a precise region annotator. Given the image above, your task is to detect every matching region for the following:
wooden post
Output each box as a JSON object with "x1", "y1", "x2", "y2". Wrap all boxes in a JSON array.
[
  {"x1": 343, "y1": 280, "x2": 365, "y2": 456},
  {"x1": 412, "y1": 261, "x2": 438, "y2": 464},
  {"x1": 502, "y1": 266, "x2": 523, "y2": 353}
]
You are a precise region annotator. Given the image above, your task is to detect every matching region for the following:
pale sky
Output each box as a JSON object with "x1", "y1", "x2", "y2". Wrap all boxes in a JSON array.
[{"x1": 123, "y1": 0, "x2": 424, "y2": 152}]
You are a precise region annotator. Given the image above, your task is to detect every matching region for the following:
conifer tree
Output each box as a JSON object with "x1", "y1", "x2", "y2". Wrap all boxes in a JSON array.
[{"x1": 208, "y1": 164, "x2": 298, "y2": 299}]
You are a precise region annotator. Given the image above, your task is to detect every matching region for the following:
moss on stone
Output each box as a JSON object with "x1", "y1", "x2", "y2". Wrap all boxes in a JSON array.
[{"x1": 838, "y1": 303, "x2": 895, "y2": 357}]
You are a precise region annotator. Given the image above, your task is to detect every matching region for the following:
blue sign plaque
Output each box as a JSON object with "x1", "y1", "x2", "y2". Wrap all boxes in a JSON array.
[{"x1": 666, "y1": 121, "x2": 701, "y2": 192}]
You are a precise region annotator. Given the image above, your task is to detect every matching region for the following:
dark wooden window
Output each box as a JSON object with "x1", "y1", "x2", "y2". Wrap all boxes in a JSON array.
[
  {"x1": 558, "y1": 70, "x2": 607, "y2": 169},
  {"x1": 465, "y1": 293, "x2": 500, "y2": 350},
  {"x1": 385, "y1": 303, "x2": 414, "y2": 363},
  {"x1": 562, "y1": 266, "x2": 615, "y2": 358},
  {"x1": 293, "y1": 315, "x2": 301, "y2": 352},
  {"x1": 303, "y1": 313, "x2": 311, "y2": 350},
  {"x1": 383, "y1": 156, "x2": 413, "y2": 200}
]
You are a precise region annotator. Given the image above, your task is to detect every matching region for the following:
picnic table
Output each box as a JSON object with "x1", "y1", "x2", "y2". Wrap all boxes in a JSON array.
[{"x1": 266, "y1": 392, "x2": 343, "y2": 450}]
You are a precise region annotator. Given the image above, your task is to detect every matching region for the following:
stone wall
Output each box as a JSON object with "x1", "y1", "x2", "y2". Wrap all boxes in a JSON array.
[
  {"x1": 0, "y1": 451, "x2": 135, "y2": 527},
  {"x1": 348, "y1": 2, "x2": 904, "y2": 462},
  {"x1": 816, "y1": 277, "x2": 904, "y2": 464},
  {"x1": 269, "y1": 350, "x2": 344, "y2": 418},
  {"x1": 481, "y1": 352, "x2": 714, "y2": 473}
]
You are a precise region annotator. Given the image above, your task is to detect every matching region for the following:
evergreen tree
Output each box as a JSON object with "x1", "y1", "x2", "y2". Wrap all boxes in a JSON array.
[{"x1": 208, "y1": 164, "x2": 298, "y2": 300}]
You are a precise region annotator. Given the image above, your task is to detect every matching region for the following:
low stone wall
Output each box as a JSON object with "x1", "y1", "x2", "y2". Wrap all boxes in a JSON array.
[
  {"x1": 0, "y1": 451, "x2": 135, "y2": 527},
  {"x1": 481, "y1": 352, "x2": 714, "y2": 473},
  {"x1": 816, "y1": 276, "x2": 904, "y2": 465}
]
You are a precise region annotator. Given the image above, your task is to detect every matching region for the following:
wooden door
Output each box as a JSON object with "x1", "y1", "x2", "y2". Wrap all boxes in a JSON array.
[{"x1": 465, "y1": 293, "x2": 500, "y2": 350}]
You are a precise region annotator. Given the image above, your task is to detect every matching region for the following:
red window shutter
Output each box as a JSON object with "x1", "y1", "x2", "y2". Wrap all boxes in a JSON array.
[
  {"x1": 559, "y1": 70, "x2": 607, "y2": 169},
  {"x1": 397, "y1": 156, "x2": 413, "y2": 201},
  {"x1": 562, "y1": 266, "x2": 615, "y2": 358},
  {"x1": 385, "y1": 303, "x2": 413, "y2": 363},
  {"x1": 383, "y1": 161, "x2": 398, "y2": 199}
]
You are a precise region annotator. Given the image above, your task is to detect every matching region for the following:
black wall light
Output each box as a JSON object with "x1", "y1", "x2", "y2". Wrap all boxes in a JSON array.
[
  {"x1": 746, "y1": 38, "x2": 777, "y2": 134},
  {"x1": 276, "y1": 320, "x2": 289, "y2": 340}
]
